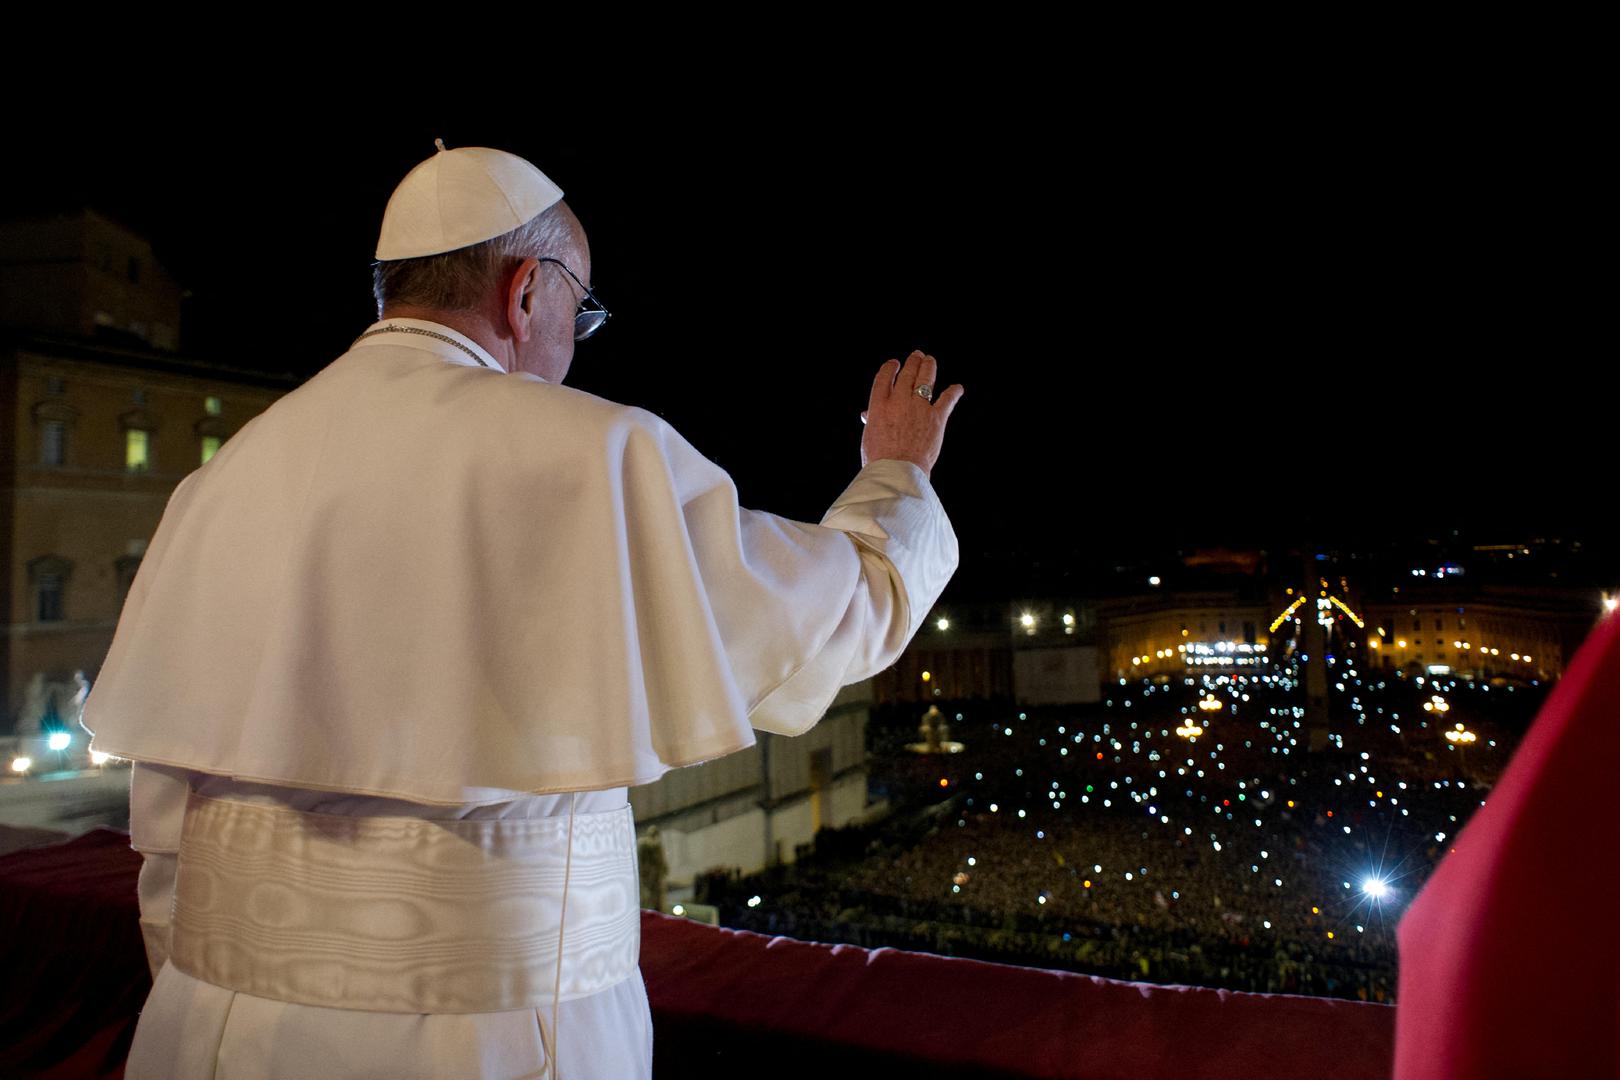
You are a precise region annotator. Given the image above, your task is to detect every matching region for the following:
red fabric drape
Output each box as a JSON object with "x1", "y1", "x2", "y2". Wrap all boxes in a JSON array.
[
  {"x1": 1395, "y1": 609, "x2": 1620, "y2": 1078},
  {"x1": 0, "y1": 827, "x2": 145, "y2": 1079},
  {"x1": 0, "y1": 828, "x2": 1397, "y2": 1079},
  {"x1": 640, "y1": 910, "x2": 1394, "y2": 1079}
]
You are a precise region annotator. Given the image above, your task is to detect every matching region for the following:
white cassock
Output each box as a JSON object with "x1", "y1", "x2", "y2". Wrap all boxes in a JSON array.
[{"x1": 83, "y1": 318, "x2": 959, "y2": 1080}]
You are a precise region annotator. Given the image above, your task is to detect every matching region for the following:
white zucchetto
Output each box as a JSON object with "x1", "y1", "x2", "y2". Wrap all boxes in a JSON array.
[{"x1": 375, "y1": 140, "x2": 564, "y2": 260}]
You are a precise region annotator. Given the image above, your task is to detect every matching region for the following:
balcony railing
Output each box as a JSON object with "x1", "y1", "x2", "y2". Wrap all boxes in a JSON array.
[{"x1": 0, "y1": 825, "x2": 1393, "y2": 1079}]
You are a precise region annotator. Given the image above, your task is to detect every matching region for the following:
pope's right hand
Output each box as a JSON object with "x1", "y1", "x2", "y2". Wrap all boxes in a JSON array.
[{"x1": 859, "y1": 350, "x2": 964, "y2": 478}]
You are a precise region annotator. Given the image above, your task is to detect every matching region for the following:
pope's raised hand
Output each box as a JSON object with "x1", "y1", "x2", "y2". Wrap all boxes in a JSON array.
[{"x1": 859, "y1": 350, "x2": 964, "y2": 478}]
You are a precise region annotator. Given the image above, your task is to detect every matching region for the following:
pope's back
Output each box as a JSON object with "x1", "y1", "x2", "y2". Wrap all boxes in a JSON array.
[{"x1": 93, "y1": 142, "x2": 965, "y2": 1080}]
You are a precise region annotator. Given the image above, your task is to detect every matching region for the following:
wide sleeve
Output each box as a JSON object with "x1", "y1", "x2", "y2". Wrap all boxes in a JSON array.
[
  {"x1": 631, "y1": 407, "x2": 958, "y2": 742},
  {"x1": 747, "y1": 458, "x2": 959, "y2": 737},
  {"x1": 128, "y1": 761, "x2": 194, "y2": 981}
]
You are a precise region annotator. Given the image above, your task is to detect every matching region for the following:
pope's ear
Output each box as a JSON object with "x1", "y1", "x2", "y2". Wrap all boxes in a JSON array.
[{"x1": 506, "y1": 257, "x2": 541, "y2": 341}]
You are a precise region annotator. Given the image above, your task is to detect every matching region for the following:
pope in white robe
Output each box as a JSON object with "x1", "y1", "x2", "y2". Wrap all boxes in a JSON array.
[{"x1": 82, "y1": 146, "x2": 962, "y2": 1079}]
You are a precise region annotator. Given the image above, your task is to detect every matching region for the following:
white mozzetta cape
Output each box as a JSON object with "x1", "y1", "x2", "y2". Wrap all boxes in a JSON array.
[{"x1": 84, "y1": 321, "x2": 958, "y2": 805}]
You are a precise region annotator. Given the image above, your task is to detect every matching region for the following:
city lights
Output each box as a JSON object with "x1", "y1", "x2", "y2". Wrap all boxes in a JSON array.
[{"x1": 629, "y1": 574, "x2": 1543, "y2": 1011}]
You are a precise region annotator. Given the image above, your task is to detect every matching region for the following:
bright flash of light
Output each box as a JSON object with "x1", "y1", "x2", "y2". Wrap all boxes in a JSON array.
[
  {"x1": 1362, "y1": 876, "x2": 1390, "y2": 900},
  {"x1": 47, "y1": 732, "x2": 71, "y2": 751}
]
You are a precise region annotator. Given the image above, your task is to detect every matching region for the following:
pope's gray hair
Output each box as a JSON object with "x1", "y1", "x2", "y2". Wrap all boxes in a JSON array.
[{"x1": 372, "y1": 203, "x2": 576, "y2": 317}]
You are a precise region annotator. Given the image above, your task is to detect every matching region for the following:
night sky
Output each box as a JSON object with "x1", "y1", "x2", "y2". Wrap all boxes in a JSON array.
[{"x1": 8, "y1": 93, "x2": 1603, "y2": 596}]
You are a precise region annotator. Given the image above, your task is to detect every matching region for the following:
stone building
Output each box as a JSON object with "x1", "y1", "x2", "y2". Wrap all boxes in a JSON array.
[{"x1": 1, "y1": 208, "x2": 295, "y2": 732}]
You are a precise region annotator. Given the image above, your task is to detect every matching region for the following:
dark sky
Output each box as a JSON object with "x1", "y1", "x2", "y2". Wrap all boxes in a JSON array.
[{"x1": 8, "y1": 92, "x2": 1603, "y2": 593}]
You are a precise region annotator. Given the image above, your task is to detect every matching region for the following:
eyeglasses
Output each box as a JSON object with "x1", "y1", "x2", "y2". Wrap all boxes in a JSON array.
[{"x1": 537, "y1": 257, "x2": 610, "y2": 341}]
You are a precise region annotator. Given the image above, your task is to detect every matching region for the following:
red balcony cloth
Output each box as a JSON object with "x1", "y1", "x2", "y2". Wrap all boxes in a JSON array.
[
  {"x1": 1395, "y1": 609, "x2": 1620, "y2": 1079},
  {"x1": 0, "y1": 826, "x2": 1396, "y2": 1080},
  {"x1": 0, "y1": 826, "x2": 144, "y2": 1079},
  {"x1": 640, "y1": 910, "x2": 1394, "y2": 1079}
]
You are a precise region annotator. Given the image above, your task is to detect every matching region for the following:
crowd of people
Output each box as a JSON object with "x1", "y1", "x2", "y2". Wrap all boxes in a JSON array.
[{"x1": 704, "y1": 660, "x2": 1540, "y2": 1003}]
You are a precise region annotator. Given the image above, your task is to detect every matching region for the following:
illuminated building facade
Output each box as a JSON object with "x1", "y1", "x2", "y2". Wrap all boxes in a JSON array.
[
  {"x1": 1, "y1": 209, "x2": 295, "y2": 733},
  {"x1": 870, "y1": 599, "x2": 1013, "y2": 704},
  {"x1": 869, "y1": 598, "x2": 1103, "y2": 706},
  {"x1": 1097, "y1": 590, "x2": 1271, "y2": 681},
  {"x1": 1361, "y1": 584, "x2": 1604, "y2": 682}
]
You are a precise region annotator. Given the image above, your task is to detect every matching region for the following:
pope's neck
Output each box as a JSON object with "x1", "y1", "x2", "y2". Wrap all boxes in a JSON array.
[{"x1": 380, "y1": 305, "x2": 517, "y2": 374}]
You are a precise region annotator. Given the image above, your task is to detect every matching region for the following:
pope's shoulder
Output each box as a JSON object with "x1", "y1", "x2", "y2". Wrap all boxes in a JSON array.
[
  {"x1": 489, "y1": 373, "x2": 718, "y2": 484},
  {"x1": 273, "y1": 345, "x2": 675, "y2": 434},
  {"x1": 499, "y1": 370, "x2": 660, "y2": 425},
  {"x1": 490, "y1": 369, "x2": 691, "y2": 450},
  {"x1": 202, "y1": 347, "x2": 698, "y2": 471}
]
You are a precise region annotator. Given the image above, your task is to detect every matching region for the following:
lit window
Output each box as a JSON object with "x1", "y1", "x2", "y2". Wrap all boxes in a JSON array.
[
  {"x1": 40, "y1": 421, "x2": 66, "y2": 465},
  {"x1": 201, "y1": 435, "x2": 221, "y2": 464},
  {"x1": 205, "y1": 396, "x2": 222, "y2": 416},
  {"x1": 126, "y1": 429, "x2": 150, "y2": 472}
]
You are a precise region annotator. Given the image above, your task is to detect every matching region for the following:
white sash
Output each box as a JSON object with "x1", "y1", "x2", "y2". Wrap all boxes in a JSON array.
[{"x1": 167, "y1": 789, "x2": 640, "y2": 1015}]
